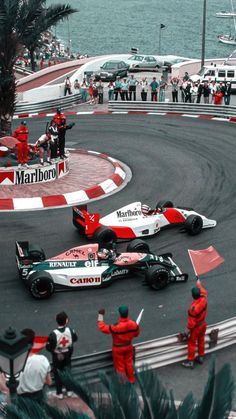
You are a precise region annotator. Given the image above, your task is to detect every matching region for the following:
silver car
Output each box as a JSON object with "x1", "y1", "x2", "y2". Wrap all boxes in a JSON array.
[{"x1": 127, "y1": 55, "x2": 163, "y2": 71}]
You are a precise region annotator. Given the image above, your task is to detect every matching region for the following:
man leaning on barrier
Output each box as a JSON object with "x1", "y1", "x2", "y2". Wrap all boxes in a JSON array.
[{"x1": 97, "y1": 305, "x2": 140, "y2": 383}]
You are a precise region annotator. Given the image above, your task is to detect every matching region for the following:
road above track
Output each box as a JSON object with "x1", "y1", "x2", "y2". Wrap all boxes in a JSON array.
[{"x1": 1, "y1": 114, "x2": 236, "y2": 400}]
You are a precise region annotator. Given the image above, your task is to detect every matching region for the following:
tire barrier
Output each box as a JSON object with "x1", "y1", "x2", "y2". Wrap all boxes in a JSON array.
[{"x1": 108, "y1": 100, "x2": 236, "y2": 119}]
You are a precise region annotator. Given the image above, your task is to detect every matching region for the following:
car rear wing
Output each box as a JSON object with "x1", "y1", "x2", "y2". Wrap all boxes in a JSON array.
[
  {"x1": 73, "y1": 205, "x2": 101, "y2": 235},
  {"x1": 15, "y1": 241, "x2": 30, "y2": 259}
]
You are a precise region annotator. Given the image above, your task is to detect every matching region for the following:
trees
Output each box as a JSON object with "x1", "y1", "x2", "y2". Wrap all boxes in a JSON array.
[
  {"x1": 0, "y1": 0, "x2": 77, "y2": 137},
  {"x1": 4, "y1": 359, "x2": 235, "y2": 418}
]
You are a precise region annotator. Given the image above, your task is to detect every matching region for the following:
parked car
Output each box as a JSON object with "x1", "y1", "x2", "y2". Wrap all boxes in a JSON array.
[
  {"x1": 127, "y1": 55, "x2": 163, "y2": 71},
  {"x1": 94, "y1": 60, "x2": 129, "y2": 81},
  {"x1": 15, "y1": 240, "x2": 188, "y2": 299}
]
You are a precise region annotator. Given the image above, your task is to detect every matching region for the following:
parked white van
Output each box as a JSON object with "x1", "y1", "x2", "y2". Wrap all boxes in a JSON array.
[{"x1": 191, "y1": 65, "x2": 236, "y2": 89}]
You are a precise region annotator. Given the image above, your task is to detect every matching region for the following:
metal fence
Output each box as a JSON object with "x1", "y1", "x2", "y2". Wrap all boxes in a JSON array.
[
  {"x1": 71, "y1": 316, "x2": 236, "y2": 381},
  {"x1": 15, "y1": 93, "x2": 82, "y2": 115},
  {"x1": 108, "y1": 100, "x2": 236, "y2": 118}
]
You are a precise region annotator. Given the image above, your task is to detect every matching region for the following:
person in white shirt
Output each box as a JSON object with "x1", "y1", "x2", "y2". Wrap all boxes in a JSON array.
[{"x1": 17, "y1": 329, "x2": 52, "y2": 402}]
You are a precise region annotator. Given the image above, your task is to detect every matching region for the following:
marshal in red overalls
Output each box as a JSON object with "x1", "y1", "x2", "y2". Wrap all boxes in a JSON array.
[
  {"x1": 13, "y1": 121, "x2": 29, "y2": 166},
  {"x1": 186, "y1": 279, "x2": 207, "y2": 362},
  {"x1": 98, "y1": 306, "x2": 140, "y2": 383}
]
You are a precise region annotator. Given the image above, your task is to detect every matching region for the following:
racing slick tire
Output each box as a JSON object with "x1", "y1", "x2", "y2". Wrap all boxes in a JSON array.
[
  {"x1": 156, "y1": 200, "x2": 174, "y2": 209},
  {"x1": 28, "y1": 244, "x2": 46, "y2": 262},
  {"x1": 145, "y1": 265, "x2": 169, "y2": 290},
  {"x1": 127, "y1": 239, "x2": 150, "y2": 253},
  {"x1": 28, "y1": 271, "x2": 54, "y2": 299},
  {"x1": 185, "y1": 214, "x2": 203, "y2": 235},
  {"x1": 94, "y1": 226, "x2": 117, "y2": 247}
]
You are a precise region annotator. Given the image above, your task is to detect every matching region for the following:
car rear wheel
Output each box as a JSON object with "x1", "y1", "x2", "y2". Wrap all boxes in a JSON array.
[
  {"x1": 28, "y1": 244, "x2": 46, "y2": 262},
  {"x1": 185, "y1": 215, "x2": 203, "y2": 235},
  {"x1": 145, "y1": 266, "x2": 169, "y2": 290},
  {"x1": 156, "y1": 200, "x2": 174, "y2": 209},
  {"x1": 28, "y1": 271, "x2": 54, "y2": 299},
  {"x1": 94, "y1": 226, "x2": 117, "y2": 247},
  {"x1": 126, "y1": 239, "x2": 150, "y2": 253}
]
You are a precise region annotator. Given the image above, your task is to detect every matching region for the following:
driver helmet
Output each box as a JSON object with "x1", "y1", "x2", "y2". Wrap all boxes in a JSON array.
[
  {"x1": 97, "y1": 248, "x2": 110, "y2": 260},
  {"x1": 141, "y1": 204, "x2": 151, "y2": 215}
]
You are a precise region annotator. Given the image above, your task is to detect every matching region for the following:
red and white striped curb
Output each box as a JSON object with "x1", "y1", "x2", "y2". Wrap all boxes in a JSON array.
[
  {"x1": 13, "y1": 110, "x2": 236, "y2": 123},
  {"x1": 0, "y1": 152, "x2": 127, "y2": 211}
]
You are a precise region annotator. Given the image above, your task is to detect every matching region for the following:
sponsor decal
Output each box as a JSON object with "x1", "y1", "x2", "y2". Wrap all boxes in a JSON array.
[
  {"x1": 70, "y1": 277, "x2": 101, "y2": 285},
  {"x1": 49, "y1": 261, "x2": 77, "y2": 268},
  {"x1": 65, "y1": 248, "x2": 85, "y2": 257},
  {"x1": 117, "y1": 209, "x2": 142, "y2": 218},
  {"x1": 103, "y1": 268, "x2": 129, "y2": 281},
  {"x1": 85, "y1": 260, "x2": 99, "y2": 267},
  {"x1": 15, "y1": 167, "x2": 56, "y2": 184}
]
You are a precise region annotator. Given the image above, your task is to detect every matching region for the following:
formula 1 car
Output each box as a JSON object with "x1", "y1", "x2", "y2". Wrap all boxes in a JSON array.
[
  {"x1": 72, "y1": 200, "x2": 217, "y2": 245},
  {"x1": 15, "y1": 239, "x2": 188, "y2": 299}
]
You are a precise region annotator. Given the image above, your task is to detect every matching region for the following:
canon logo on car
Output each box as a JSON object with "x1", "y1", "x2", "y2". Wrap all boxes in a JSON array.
[{"x1": 70, "y1": 277, "x2": 101, "y2": 285}]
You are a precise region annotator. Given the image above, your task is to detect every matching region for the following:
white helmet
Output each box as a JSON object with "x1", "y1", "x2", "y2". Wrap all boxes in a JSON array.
[
  {"x1": 141, "y1": 204, "x2": 151, "y2": 215},
  {"x1": 97, "y1": 248, "x2": 110, "y2": 260}
]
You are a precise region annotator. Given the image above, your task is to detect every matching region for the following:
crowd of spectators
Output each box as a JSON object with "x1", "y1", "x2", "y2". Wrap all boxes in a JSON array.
[{"x1": 69, "y1": 72, "x2": 232, "y2": 106}]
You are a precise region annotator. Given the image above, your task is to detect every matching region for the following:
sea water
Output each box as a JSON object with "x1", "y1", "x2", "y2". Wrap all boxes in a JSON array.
[{"x1": 47, "y1": 0, "x2": 236, "y2": 59}]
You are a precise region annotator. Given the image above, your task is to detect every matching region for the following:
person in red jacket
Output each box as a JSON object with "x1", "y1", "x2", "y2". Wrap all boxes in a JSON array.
[
  {"x1": 182, "y1": 279, "x2": 208, "y2": 369},
  {"x1": 98, "y1": 305, "x2": 140, "y2": 383},
  {"x1": 13, "y1": 121, "x2": 29, "y2": 168}
]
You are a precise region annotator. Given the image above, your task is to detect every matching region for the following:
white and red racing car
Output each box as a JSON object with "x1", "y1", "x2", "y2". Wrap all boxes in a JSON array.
[
  {"x1": 72, "y1": 200, "x2": 217, "y2": 245},
  {"x1": 15, "y1": 239, "x2": 188, "y2": 299}
]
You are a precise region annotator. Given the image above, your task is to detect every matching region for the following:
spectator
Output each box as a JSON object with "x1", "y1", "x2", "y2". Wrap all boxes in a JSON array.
[
  {"x1": 224, "y1": 81, "x2": 232, "y2": 105},
  {"x1": 184, "y1": 81, "x2": 192, "y2": 103},
  {"x1": 57, "y1": 117, "x2": 75, "y2": 158},
  {"x1": 97, "y1": 80, "x2": 104, "y2": 104},
  {"x1": 170, "y1": 77, "x2": 179, "y2": 102},
  {"x1": 150, "y1": 77, "x2": 159, "y2": 101},
  {"x1": 48, "y1": 120, "x2": 59, "y2": 161},
  {"x1": 17, "y1": 329, "x2": 52, "y2": 402},
  {"x1": 98, "y1": 305, "x2": 140, "y2": 383},
  {"x1": 107, "y1": 80, "x2": 115, "y2": 100},
  {"x1": 159, "y1": 75, "x2": 168, "y2": 102},
  {"x1": 139, "y1": 77, "x2": 148, "y2": 101},
  {"x1": 121, "y1": 78, "x2": 129, "y2": 101},
  {"x1": 93, "y1": 82, "x2": 99, "y2": 104},
  {"x1": 13, "y1": 121, "x2": 29, "y2": 169},
  {"x1": 191, "y1": 82, "x2": 198, "y2": 103},
  {"x1": 64, "y1": 76, "x2": 72, "y2": 96},
  {"x1": 88, "y1": 79, "x2": 95, "y2": 104},
  {"x1": 40, "y1": 58, "x2": 44, "y2": 70},
  {"x1": 209, "y1": 80, "x2": 217, "y2": 104},
  {"x1": 35, "y1": 132, "x2": 52, "y2": 165},
  {"x1": 73, "y1": 79, "x2": 81, "y2": 95},
  {"x1": 182, "y1": 279, "x2": 207, "y2": 369},
  {"x1": 203, "y1": 82, "x2": 211, "y2": 104},
  {"x1": 128, "y1": 74, "x2": 138, "y2": 100},
  {"x1": 46, "y1": 311, "x2": 78, "y2": 399},
  {"x1": 114, "y1": 76, "x2": 122, "y2": 100},
  {"x1": 183, "y1": 71, "x2": 189, "y2": 81},
  {"x1": 197, "y1": 82, "x2": 204, "y2": 103},
  {"x1": 80, "y1": 78, "x2": 88, "y2": 102}
]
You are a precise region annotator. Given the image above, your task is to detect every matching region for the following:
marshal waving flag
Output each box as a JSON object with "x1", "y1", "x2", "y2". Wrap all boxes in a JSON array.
[{"x1": 188, "y1": 246, "x2": 224, "y2": 277}]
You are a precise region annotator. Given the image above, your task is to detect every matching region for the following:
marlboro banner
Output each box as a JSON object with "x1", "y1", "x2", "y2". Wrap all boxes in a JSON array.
[{"x1": 188, "y1": 246, "x2": 224, "y2": 277}]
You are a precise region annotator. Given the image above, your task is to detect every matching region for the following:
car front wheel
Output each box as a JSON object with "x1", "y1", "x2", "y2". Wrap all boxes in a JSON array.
[
  {"x1": 127, "y1": 239, "x2": 150, "y2": 253},
  {"x1": 145, "y1": 266, "x2": 169, "y2": 290},
  {"x1": 28, "y1": 271, "x2": 54, "y2": 299},
  {"x1": 185, "y1": 215, "x2": 203, "y2": 235}
]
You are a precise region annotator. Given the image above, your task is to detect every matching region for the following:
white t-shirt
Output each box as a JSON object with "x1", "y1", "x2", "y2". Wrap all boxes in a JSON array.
[{"x1": 17, "y1": 354, "x2": 51, "y2": 394}]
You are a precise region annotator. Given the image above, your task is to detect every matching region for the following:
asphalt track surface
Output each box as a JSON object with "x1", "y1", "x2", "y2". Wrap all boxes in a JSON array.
[{"x1": 1, "y1": 114, "x2": 236, "y2": 403}]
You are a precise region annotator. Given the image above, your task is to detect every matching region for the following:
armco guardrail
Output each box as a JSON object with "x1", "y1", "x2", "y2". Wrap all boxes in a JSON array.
[
  {"x1": 15, "y1": 93, "x2": 82, "y2": 114},
  {"x1": 71, "y1": 316, "x2": 236, "y2": 381},
  {"x1": 108, "y1": 100, "x2": 236, "y2": 118}
]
